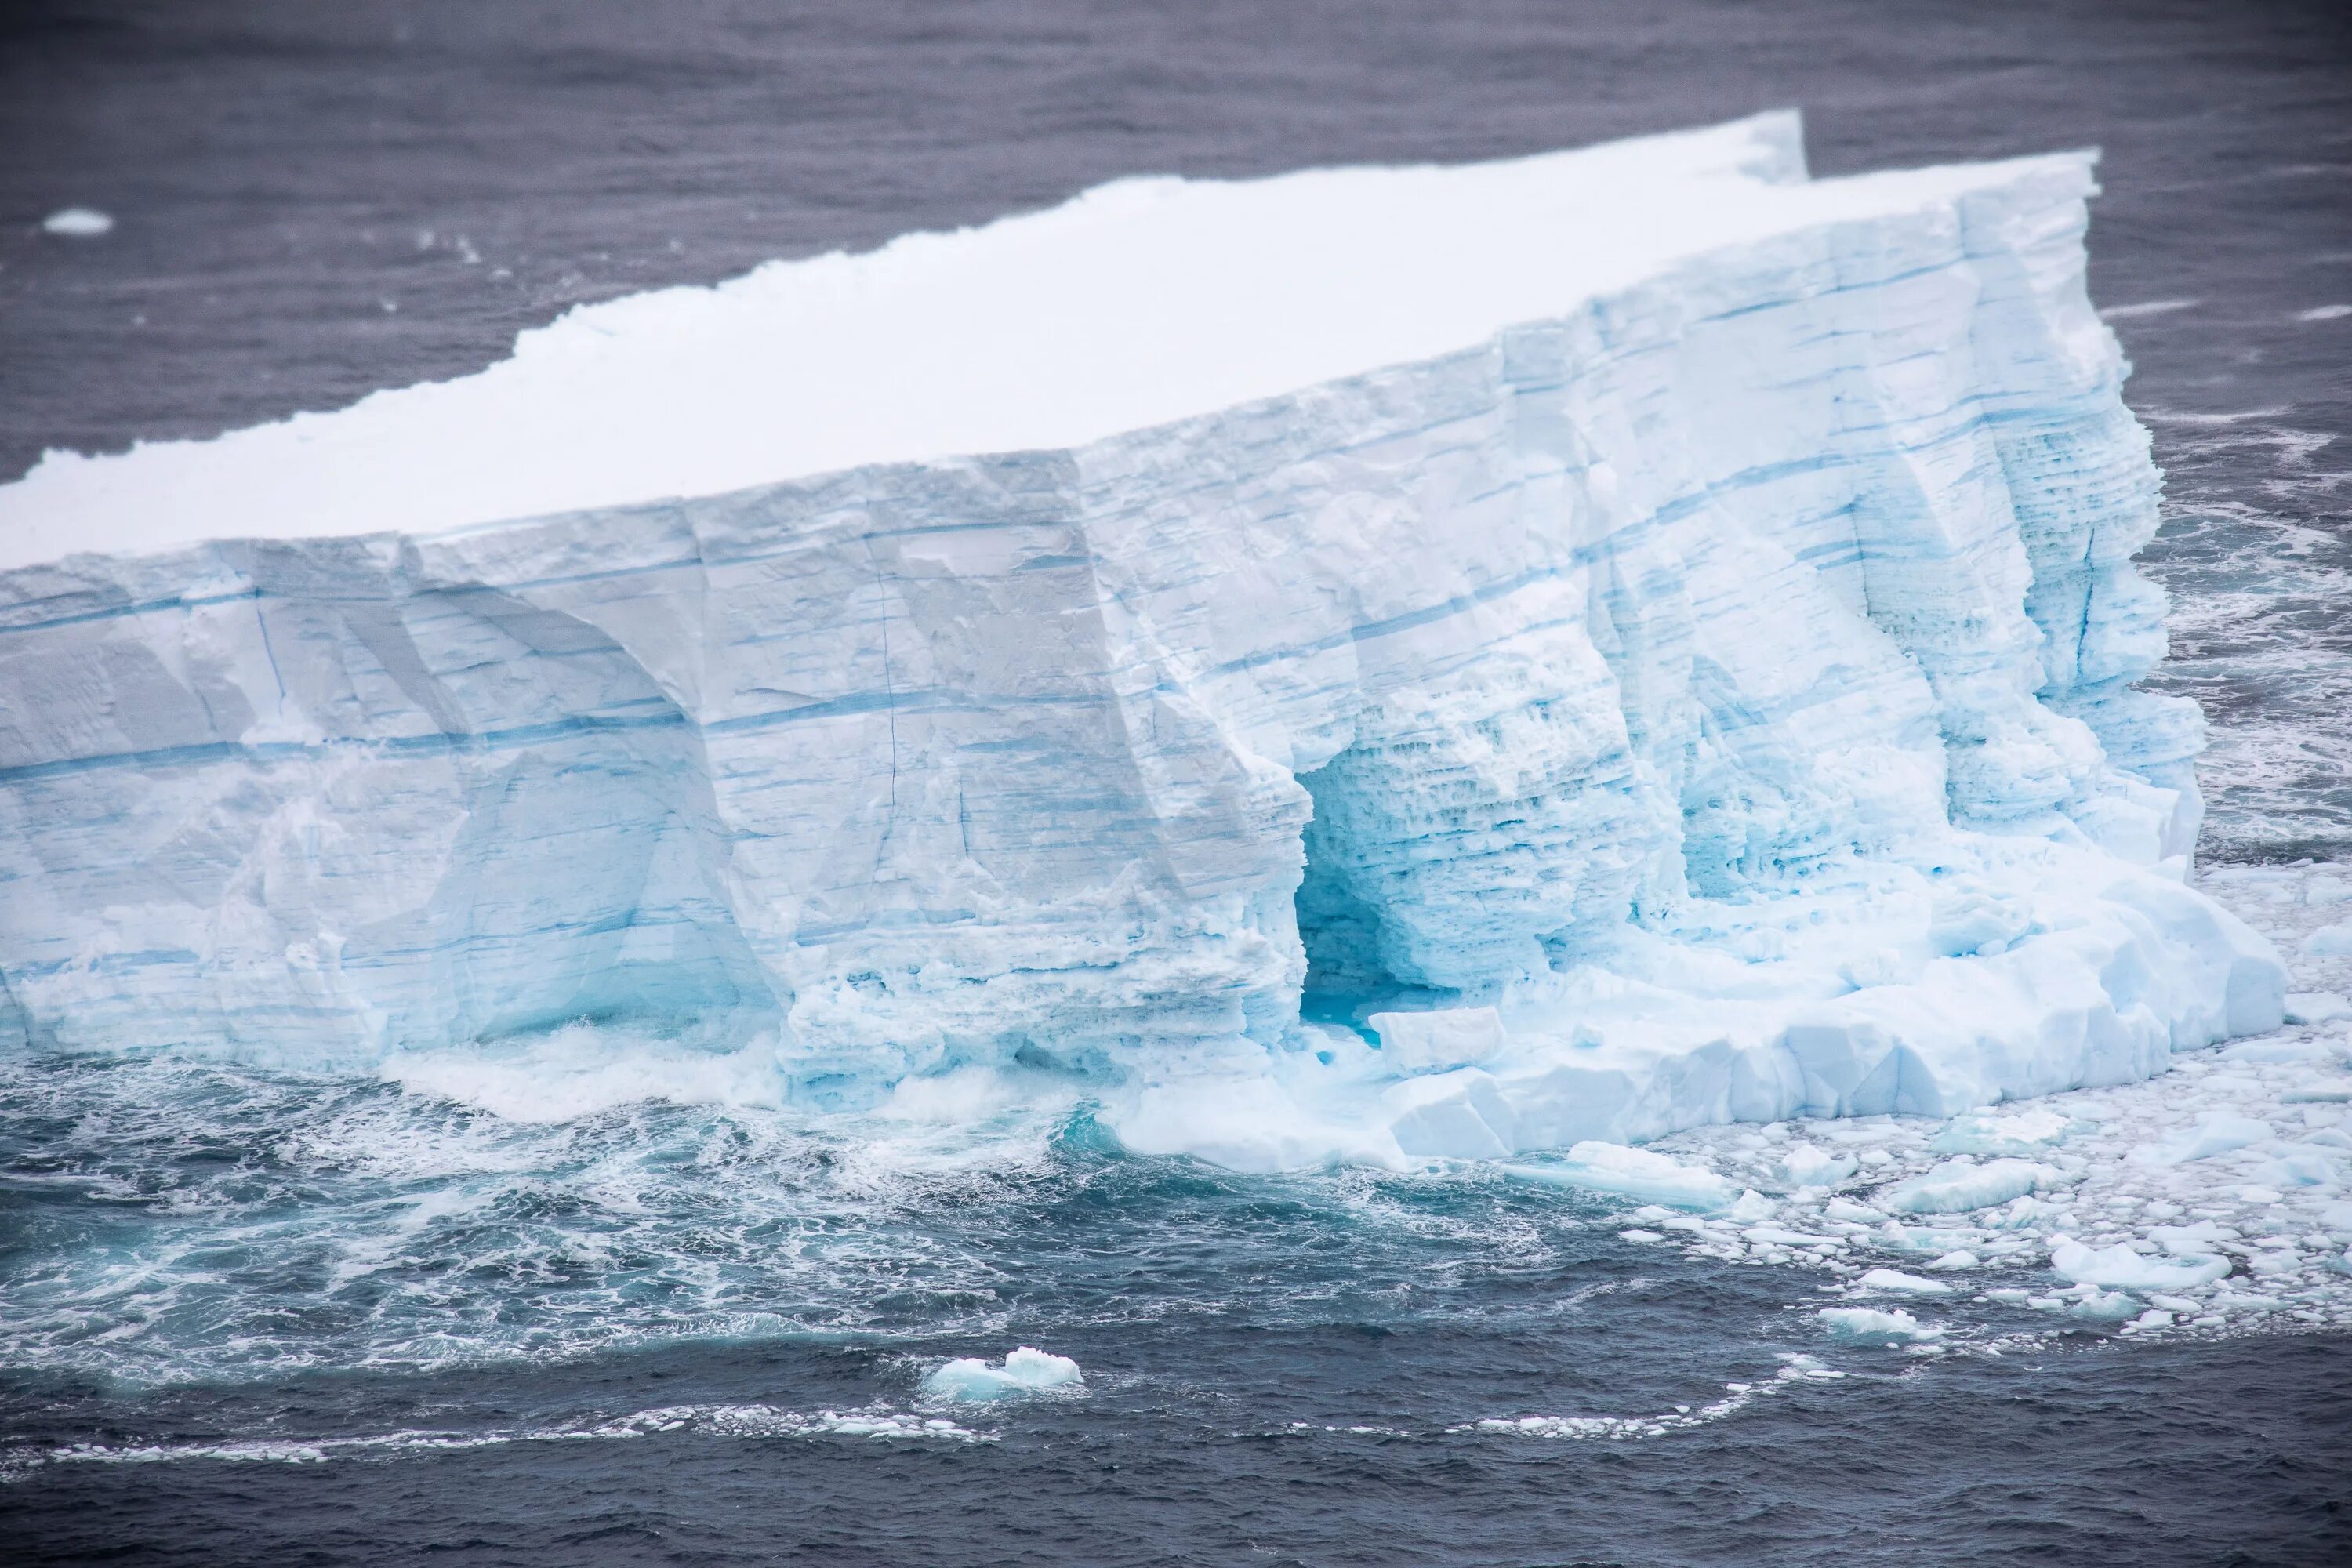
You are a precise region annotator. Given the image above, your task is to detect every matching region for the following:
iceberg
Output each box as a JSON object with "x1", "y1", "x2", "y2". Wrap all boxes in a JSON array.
[
  {"x1": 0, "y1": 112, "x2": 2284, "y2": 1168},
  {"x1": 920, "y1": 1346, "x2": 1083, "y2": 1402}
]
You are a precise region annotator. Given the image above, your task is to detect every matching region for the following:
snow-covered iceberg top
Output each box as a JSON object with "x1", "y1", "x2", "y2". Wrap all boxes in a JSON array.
[
  {"x1": 8, "y1": 112, "x2": 1811, "y2": 564},
  {"x1": 0, "y1": 113, "x2": 2283, "y2": 1171}
]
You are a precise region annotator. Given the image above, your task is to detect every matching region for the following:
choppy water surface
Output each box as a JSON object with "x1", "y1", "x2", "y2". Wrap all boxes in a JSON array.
[
  {"x1": 3, "y1": 2, "x2": 2351, "y2": 1563},
  {"x1": 3, "y1": 1040, "x2": 2350, "y2": 1566}
]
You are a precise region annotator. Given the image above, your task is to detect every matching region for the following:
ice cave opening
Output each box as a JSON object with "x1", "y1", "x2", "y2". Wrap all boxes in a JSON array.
[{"x1": 1294, "y1": 756, "x2": 1407, "y2": 1018}]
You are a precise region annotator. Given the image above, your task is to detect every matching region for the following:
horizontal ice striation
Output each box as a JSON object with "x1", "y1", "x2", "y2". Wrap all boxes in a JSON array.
[{"x1": 0, "y1": 114, "x2": 2283, "y2": 1167}]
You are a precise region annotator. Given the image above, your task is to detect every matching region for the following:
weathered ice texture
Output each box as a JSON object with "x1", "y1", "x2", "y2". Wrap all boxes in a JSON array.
[{"x1": 0, "y1": 116, "x2": 2281, "y2": 1168}]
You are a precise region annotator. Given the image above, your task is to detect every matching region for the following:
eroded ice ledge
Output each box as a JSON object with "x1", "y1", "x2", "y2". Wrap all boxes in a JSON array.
[{"x1": 0, "y1": 113, "x2": 2284, "y2": 1170}]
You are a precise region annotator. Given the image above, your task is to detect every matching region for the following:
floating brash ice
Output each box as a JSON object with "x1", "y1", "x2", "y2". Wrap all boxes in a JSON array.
[{"x1": 0, "y1": 111, "x2": 2283, "y2": 1170}]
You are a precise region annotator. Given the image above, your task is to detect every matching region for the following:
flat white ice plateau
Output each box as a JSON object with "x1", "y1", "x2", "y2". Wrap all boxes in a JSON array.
[{"x1": 0, "y1": 112, "x2": 2286, "y2": 1171}]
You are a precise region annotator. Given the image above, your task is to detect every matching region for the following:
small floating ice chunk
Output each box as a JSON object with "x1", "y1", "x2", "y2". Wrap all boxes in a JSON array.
[
  {"x1": 2225, "y1": 1037, "x2": 2335, "y2": 1065},
  {"x1": 1926, "y1": 1250, "x2": 1980, "y2": 1272},
  {"x1": 1878, "y1": 1157, "x2": 2063, "y2": 1214},
  {"x1": 1817, "y1": 1306, "x2": 1944, "y2": 1345},
  {"x1": 2067, "y1": 1288, "x2": 2143, "y2": 1321},
  {"x1": 1744, "y1": 1225, "x2": 1838, "y2": 1249},
  {"x1": 41, "y1": 206, "x2": 114, "y2": 237},
  {"x1": 1504, "y1": 1141, "x2": 1737, "y2": 1211},
  {"x1": 1879, "y1": 1219, "x2": 1984, "y2": 1256},
  {"x1": 1777, "y1": 1142, "x2": 1858, "y2": 1189},
  {"x1": 2145, "y1": 1222, "x2": 2230, "y2": 1260},
  {"x1": 1930, "y1": 1108, "x2": 2072, "y2": 1157},
  {"x1": 2049, "y1": 1239, "x2": 2229, "y2": 1290},
  {"x1": 2283, "y1": 992, "x2": 2351, "y2": 1025},
  {"x1": 921, "y1": 1346, "x2": 1083, "y2": 1402},
  {"x1": 2303, "y1": 924, "x2": 2352, "y2": 958},
  {"x1": 1855, "y1": 1268, "x2": 1951, "y2": 1295},
  {"x1": 2128, "y1": 1112, "x2": 2272, "y2": 1167}
]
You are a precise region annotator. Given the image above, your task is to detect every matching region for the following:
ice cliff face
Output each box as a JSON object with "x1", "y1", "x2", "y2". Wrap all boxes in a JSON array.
[{"x1": 0, "y1": 114, "x2": 2282, "y2": 1168}]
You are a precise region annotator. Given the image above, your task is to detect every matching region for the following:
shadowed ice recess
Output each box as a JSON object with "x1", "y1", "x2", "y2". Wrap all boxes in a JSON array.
[{"x1": 0, "y1": 112, "x2": 2293, "y2": 1188}]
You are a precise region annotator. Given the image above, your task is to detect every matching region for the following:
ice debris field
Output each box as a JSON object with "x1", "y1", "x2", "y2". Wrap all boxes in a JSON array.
[
  {"x1": 1606, "y1": 863, "x2": 2352, "y2": 1348},
  {"x1": 0, "y1": 109, "x2": 2312, "y2": 1226}
]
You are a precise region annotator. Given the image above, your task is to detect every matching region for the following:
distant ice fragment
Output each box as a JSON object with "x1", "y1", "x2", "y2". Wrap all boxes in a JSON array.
[
  {"x1": 1855, "y1": 1268, "x2": 1951, "y2": 1295},
  {"x1": 2283, "y1": 993, "x2": 2350, "y2": 1025},
  {"x1": 1878, "y1": 1157, "x2": 2065, "y2": 1215},
  {"x1": 2303, "y1": 924, "x2": 2352, "y2": 958},
  {"x1": 1505, "y1": 1142, "x2": 1738, "y2": 1211},
  {"x1": 2071, "y1": 1290, "x2": 2147, "y2": 1322},
  {"x1": 2150, "y1": 1221, "x2": 2233, "y2": 1258},
  {"x1": 40, "y1": 207, "x2": 113, "y2": 237},
  {"x1": 920, "y1": 1346, "x2": 1083, "y2": 1402},
  {"x1": 2098, "y1": 299, "x2": 2200, "y2": 321},
  {"x1": 1817, "y1": 1307, "x2": 1944, "y2": 1345},
  {"x1": 1777, "y1": 1143, "x2": 1859, "y2": 1189},
  {"x1": 1929, "y1": 1109, "x2": 2073, "y2": 1157},
  {"x1": 2049, "y1": 1239, "x2": 2229, "y2": 1290},
  {"x1": 2127, "y1": 1112, "x2": 2272, "y2": 1167}
]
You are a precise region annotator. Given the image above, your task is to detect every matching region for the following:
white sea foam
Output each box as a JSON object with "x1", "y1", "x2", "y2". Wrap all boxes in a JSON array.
[
  {"x1": 2097, "y1": 299, "x2": 2200, "y2": 320},
  {"x1": 1457, "y1": 1353, "x2": 1853, "y2": 1442},
  {"x1": 383, "y1": 1025, "x2": 787, "y2": 1123},
  {"x1": 0, "y1": 1402, "x2": 991, "y2": 1483}
]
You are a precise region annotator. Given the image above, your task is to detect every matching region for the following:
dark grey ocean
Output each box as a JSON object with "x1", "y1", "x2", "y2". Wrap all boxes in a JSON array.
[{"x1": 2, "y1": 3, "x2": 2349, "y2": 1564}]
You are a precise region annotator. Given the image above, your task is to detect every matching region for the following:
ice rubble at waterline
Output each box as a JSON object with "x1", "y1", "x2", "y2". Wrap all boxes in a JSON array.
[
  {"x1": 0, "y1": 111, "x2": 2285, "y2": 1171},
  {"x1": 1593, "y1": 865, "x2": 2352, "y2": 1345}
]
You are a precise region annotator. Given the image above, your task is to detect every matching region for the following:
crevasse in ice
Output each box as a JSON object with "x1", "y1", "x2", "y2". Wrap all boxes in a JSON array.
[{"x1": 0, "y1": 113, "x2": 2284, "y2": 1170}]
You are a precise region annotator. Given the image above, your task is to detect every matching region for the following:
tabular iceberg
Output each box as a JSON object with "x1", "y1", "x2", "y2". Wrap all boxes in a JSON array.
[{"x1": 0, "y1": 113, "x2": 2283, "y2": 1170}]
